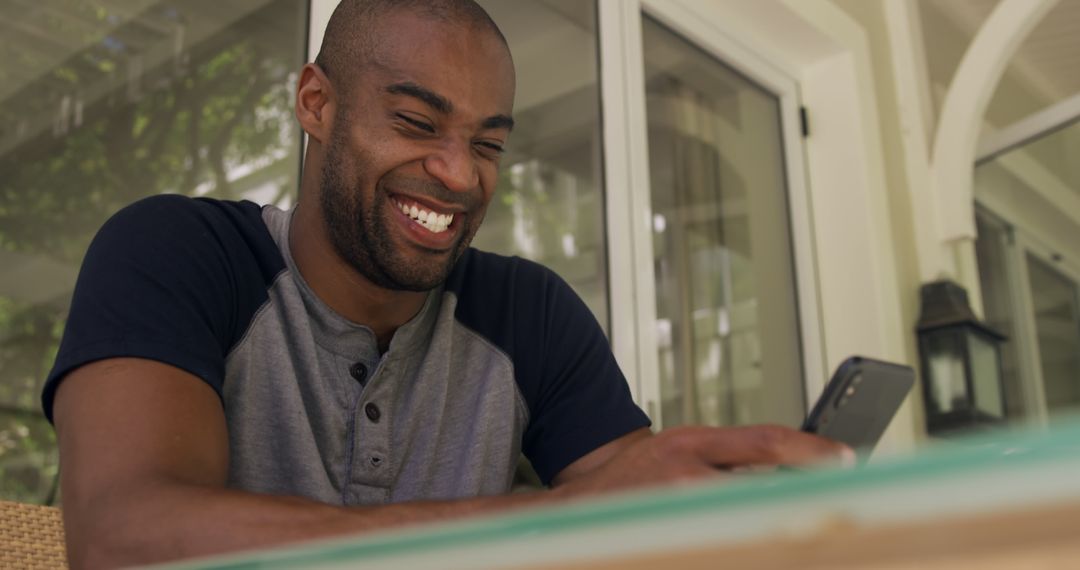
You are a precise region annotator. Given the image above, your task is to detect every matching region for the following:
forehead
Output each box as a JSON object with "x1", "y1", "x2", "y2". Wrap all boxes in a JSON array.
[{"x1": 364, "y1": 10, "x2": 515, "y2": 117}]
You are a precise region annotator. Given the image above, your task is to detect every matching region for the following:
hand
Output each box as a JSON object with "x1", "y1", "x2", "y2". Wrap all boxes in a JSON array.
[{"x1": 556, "y1": 425, "x2": 854, "y2": 496}]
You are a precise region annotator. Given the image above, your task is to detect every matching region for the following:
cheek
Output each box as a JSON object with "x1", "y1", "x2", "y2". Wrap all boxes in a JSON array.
[
  {"x1": 479, "y1": 167, "x2": 500, "y2": 202},
  {"x1": 340, "y1": 153, "x2": 379, "y2": 204}
]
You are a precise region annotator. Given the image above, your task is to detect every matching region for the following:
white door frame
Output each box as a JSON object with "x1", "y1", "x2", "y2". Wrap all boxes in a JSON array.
[
  {"x1": 597, "y1": 0, "x2": 661, "y2": 417},
  {"x1": 308, "y1": 1, "x2": 334, "y2": 61},
  {"x1": 627, "y1": 0, "x2": 828, "y2": 421}
]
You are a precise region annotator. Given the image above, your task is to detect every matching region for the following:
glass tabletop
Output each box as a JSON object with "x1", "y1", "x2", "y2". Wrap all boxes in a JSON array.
[{"x1": 155, "y1": 417, "x2": 1080, "y2": 570}]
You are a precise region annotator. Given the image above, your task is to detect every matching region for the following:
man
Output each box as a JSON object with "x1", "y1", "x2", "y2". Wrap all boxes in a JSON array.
[{"x1": 44, "y1": 1, "x2": 851, "y2": 568}]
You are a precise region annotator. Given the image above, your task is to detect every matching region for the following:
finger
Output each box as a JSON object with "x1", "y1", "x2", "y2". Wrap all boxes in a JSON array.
[
  {"x1": 728, "y1": 464, "x2": 779, "y2": 475},
  {"x1": 678, "y1": 425, "x2": 854, "y2": 469},
  {"x1": 671, "y1": 463, "x2": 736, "y2": 486}
]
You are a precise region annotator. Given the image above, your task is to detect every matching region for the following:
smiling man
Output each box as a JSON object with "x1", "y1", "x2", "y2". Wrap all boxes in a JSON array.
[{"x1": 43, "y1": 1, "x2": 850, "y2": 568}]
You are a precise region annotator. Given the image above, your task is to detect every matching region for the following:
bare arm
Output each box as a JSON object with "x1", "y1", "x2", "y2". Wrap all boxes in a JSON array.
[
  {"x1": 552, "y1": 424, "x2": 855, "y2": 495},
  {"x1": 55, "y1": 359, "x2": 557, "y2": 568},
  {"x1": 55, "y1": 358, "x2": 851, "y2": 569}
]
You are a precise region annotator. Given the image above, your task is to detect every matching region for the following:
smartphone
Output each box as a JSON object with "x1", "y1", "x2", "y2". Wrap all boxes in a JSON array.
[{"x1": 801, "y1": 356, "x2": 915, "y2": 460}]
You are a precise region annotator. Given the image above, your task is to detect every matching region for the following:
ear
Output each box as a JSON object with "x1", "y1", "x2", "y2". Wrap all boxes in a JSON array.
[{"x1": 295, "y1": 63, "x2": 335, "y2": 144}]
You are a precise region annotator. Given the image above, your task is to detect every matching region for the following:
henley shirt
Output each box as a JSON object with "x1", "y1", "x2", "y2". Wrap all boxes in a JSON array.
[{"x1": 43, "y1": 195, "x2": 650, "y2": 505}]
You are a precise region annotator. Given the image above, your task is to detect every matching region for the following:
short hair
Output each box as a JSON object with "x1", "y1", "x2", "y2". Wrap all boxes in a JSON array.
[{"x1": 315, "y1": 0, "x2": 509, "y2": 94}]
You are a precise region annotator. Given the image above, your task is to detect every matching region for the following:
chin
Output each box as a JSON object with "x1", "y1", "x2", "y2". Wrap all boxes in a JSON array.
[{"x1": 362, "y1": 247, "x2": 458, "y2": 292}]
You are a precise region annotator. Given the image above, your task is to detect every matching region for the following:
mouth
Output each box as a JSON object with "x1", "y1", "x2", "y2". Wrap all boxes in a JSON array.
[
  {"x1": 389, "y1": 195, "x2": 463, "y2": 249},
  {"x1": 392, "y1": 198, "x2": 455, "y2": 234}
]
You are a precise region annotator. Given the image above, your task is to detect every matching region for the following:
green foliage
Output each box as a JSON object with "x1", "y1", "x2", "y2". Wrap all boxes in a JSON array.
[
  {"x1": 0, "y1": 294, "x2": 61, "y2": 504},
  {"x1": 0, "y1": 0, "x2": 302, "y2": 504}
]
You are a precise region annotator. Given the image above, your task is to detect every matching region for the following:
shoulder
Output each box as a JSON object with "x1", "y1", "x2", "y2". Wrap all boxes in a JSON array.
[
  {"x1": 98, "y1": 194, "x2": 266, "y2": 246},
  {"x1": 444, "y1": 248, "x2": 582, "y2": 334},
  {"x1": 445, "y1": 248, "x2": 567, "y2": 301},
  {"x1": 443, "y1": 248, "x2": 605, "y2": 382},
  {"x1": 43, "y1": 196, "x2": 282, "y2": 419},
  {"x1": 90, "y1": 195, "x2": 282, "y2": 282}
]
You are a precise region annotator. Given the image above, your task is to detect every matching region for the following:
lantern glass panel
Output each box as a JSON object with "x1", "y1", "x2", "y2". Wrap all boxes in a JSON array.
[
  {"x1": 924, "y1": 329, "x2": 969, "y2": 413},
  {"x1": 969, "y1": 331, "x2": 1005, "y2": 417}
]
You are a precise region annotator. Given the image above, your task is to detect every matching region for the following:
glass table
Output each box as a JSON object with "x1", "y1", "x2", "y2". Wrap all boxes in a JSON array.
[{"x1": 155, "y1": 418, "x2": 1080, "y2": 569}]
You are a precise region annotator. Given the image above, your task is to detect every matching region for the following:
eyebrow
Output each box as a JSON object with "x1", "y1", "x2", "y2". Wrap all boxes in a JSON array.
[
  {"x1": 482, "y1": 114, "x2": 515, "y2": 131},
  {"x1": 385, "y1": 81, "x2": 515, "y2": 132}
]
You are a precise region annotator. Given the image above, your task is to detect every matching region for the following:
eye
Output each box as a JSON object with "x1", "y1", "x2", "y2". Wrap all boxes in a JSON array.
[
  {"x1": 396, "y1": 113, "x2": 435, "y2": 134},
  {"x1": 475, "y1": 140, "x2": 505, "y2": 157}
]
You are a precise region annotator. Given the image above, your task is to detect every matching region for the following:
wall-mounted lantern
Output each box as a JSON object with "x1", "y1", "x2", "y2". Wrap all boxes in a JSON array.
[{"x1": 916, "y1": 280, "x2": 1008, "y2": 436}]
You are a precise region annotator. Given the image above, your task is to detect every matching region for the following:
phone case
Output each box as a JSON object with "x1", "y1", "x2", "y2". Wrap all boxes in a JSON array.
[{"x1": 802, "y1": 356, "x2": 915, "y2": 458}]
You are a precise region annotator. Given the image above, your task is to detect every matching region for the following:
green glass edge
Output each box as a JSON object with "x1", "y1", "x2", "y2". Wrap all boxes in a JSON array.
[{"x1": 168, "y1": 419, "x2": 1080, "y2": 570}]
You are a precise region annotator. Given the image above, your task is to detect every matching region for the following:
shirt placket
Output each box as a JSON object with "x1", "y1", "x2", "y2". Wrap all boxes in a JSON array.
[{"x1": 344, "y1": 358, "x2": 396, "y2": 504}]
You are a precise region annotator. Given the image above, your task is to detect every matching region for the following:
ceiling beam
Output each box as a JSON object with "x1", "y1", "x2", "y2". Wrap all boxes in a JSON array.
[{"x1": 976, "y1": 91, "x2": 1080, "y2": 164}]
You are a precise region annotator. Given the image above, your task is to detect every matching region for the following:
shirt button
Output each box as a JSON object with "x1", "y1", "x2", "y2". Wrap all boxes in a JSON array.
[
  {"x1": 349, "y1": 362, "x2": 367, "y2": 384},
  {"x1": 364, "y1": 402, "x2": 381, "y2": 422}
]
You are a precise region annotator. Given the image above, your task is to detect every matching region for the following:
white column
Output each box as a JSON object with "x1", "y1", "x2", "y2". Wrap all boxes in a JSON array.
[
  {"x1": 883, "y1": 0, "x2": 941, "y2": 283},
  {"x1": 929, "y1": 0, "x2": 1059, "y2": 292},
  {"x1": 598, "y1": 0, "x2": 664, "y2": 423}
]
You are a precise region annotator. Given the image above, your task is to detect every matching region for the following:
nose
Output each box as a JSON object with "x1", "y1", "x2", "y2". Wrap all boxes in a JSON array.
[{"x1": 423, "y1": 138, "x2": 480, "y2": 193}]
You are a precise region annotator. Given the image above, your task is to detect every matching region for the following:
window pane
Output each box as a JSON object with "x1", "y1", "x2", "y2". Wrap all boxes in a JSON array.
[
  {"x1": 0, "y1": 0, "x2": 307, "y2": 503},
  {"x1": 472, "y1": 0, "x2": 609, "y2": 330},
  {"x1": 970, "y1": 332, "x2": 1005, "y2": 418},
  {"x1": 1026, "y1": 254, "x2": 1080, "y2": 416},
  {"x1": 642, "y1": 17, "x2": 804, "y2": 427},
  {"x1": 924, "y1": 333, "x2": 967, "y2": 415},
  {"x1": 974, "y1": 210, "x2": 1025, "y2": 418}
]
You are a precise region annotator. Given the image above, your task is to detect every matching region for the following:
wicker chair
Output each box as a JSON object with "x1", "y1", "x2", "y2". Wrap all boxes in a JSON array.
[{"x1": 0, "y1": 500, "x2": 68, "y2": 570}]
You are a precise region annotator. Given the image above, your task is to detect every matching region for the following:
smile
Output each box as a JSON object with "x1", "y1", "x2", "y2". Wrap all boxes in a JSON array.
[{"x1": 392, "y1": 198, "x2": 456, "y2": 234}]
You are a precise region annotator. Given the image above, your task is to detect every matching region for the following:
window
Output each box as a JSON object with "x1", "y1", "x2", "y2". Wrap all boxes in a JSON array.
[
  {"x1": 1025, "y1": 254, "x2": 1080, "y2": 417},
  {"x1": 975, "y1": 117, "x2": 1080, "y2": 424},
  {"x1": 642, "y1": 16, "x2": 804, "y2": 427},
  {"x1": 0, "y1": 0, "x2": 307, "y2": 503},
  {"x1": 974, "y1": 210, "x2": 1025, "y2": 419},
  {"x1": 472, "y1": 0, "x2": 609, "y2": 329}
]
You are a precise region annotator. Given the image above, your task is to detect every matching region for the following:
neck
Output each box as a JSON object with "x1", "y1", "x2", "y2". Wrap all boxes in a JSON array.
[{"x1": 290, "y1": 152, "x2": 427, "y2": 351}]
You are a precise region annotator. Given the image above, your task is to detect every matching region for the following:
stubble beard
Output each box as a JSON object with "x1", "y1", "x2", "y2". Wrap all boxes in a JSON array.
[{"x1": 318, "y1": 129, "x2": 483, "y2": 292}]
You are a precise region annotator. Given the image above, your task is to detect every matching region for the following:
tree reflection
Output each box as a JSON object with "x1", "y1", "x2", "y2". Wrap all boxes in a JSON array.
[{"x1": 0, "y1": 0, "x2": 303, "y2": 504}]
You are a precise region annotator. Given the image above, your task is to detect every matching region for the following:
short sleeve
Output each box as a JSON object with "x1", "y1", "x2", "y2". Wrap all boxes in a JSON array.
[
  {"x1": 518, "y1": 266, "x2": 652, "y2": 483},
  {"x1": 446, "y1": 250, "x2": 651, "y2": 485},
  {"x1": 41, "y1": 195, "x2": 278, "y2": 422}
]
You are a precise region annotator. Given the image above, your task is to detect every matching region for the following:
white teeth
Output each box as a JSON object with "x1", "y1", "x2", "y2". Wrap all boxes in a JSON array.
[{"x1": 393, "y1": 199, "x2": 454, "y2": 234}]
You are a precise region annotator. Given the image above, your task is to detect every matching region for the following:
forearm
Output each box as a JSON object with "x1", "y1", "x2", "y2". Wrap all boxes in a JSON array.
[{"x1": 70, "y1": 480, "x2": 562, "y2": 569}]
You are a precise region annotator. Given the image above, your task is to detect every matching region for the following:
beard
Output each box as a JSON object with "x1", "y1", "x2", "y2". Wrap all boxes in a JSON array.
[{"x1": 318, "y1": 126, "x2": 485, "y2": 292}]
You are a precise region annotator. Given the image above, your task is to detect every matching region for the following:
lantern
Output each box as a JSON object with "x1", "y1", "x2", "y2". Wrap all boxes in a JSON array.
[{"x1": 916, "y1": 280, "x2": 1008, "y2": 435}]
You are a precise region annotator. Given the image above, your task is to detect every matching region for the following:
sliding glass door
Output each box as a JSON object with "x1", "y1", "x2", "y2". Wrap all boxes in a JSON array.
[{"x1": 642, "y1": 16, "x2": 805, "y2": 428}]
